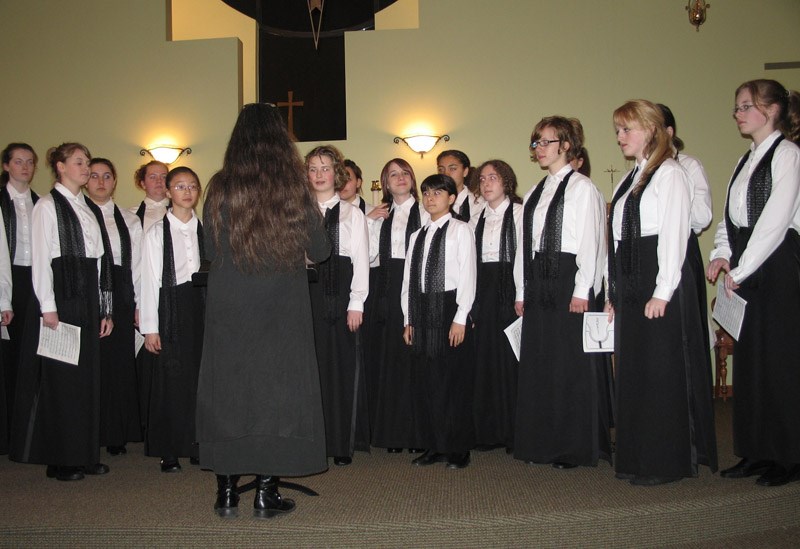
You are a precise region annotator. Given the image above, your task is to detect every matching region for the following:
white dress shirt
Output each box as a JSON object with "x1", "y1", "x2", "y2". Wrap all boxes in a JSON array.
[
  {"x1": 610, "y1": 158, "x2": 691, "y2": 302},
  {"x1": 0, "y1": 211, "x2": 12, "y2": 311},
  {"x1": 368, "y1": 197, "x2": 431, "y2": 266},
  {"x1": 7, "y1": 184, "x2": 35, "y2": 266},
  {"x1": 129, "y1": 197, "x2": 170, "y2": 234},
  {"x1": 93, "y1": 199, "x2": 143, "y2": 307},
  {"x1": 318, "y1": 194, "x2": 370, "y2": 312},
  {"x1": 710, "y1": 131, "x2": 800, "y2": 284},
  {"x1": 139, "y1": 210, "x2": 201, "y2": 334},
  {"x1": 454, "y1": 187, "x2": 485, "y2": 225},
  {"x1": 32, "y1": 183, "x2": 105, "y2": 314},
  {"x1": 349, "y1": 195, "x2": 374, "y2": 215},
  {"x1": 401, "y1": 213, "x2": 477, "y2": 326},
  {"x1": 473, "y1": 198, "x2": 524, "y2": 263},
  {"x1": 678, "y1": 153, "x2": 713, "y2": 234},
  {"x1": 514, "y1": 166, "x2": 607, "y2": 301}
]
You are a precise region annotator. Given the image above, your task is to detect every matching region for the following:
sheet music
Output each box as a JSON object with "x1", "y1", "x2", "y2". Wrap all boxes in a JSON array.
[
  {"x1": 583, "y1": 312, "x2": 614, "y2": 353},
  {"x1": 134, "y1": 329, "x2": 145, "y2": 356},
  {"x1": 1, "y1": 326, "x2": 8, "y2": 341},
  {"x1": 504, "y1": 316, "x2": 523, "y2": 362},
  {"x1": 712, "y1": 284, "x2": 747, "y2": 341},
  {"x1": 37, "y1": 319, "x2": 81, "y2": 365}
]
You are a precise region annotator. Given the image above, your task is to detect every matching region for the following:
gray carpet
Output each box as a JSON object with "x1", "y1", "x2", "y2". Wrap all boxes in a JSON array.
[{"x1": 1, "y1": 401, "x2": 799, "y2": 548}]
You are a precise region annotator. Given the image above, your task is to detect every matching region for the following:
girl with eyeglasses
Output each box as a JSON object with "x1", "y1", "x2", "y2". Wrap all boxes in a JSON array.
[
  {"x1": 139, "y1": 166, "x2": 205, "y2": 473},
  {"x1": 513, "y1": 117, "x2": 611, "y2": 470},
  {"x1": 607, "y1": 100, "x2": 717, "y2": 486},
  {"x1": 86, "y1": 158, "x2": 143, "y2": 458},
  {"x1": 469, "y1": 159, "x2": 522, "y2": 453},
  {"x1": 707, "y1": 79, "x2": 800, "y2": 487}
]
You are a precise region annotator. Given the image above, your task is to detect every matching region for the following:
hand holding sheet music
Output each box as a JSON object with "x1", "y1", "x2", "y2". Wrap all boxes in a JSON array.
[
  {"x1": 37, "y1": 319, "x2": 81, "y2": 365},
  {"x1": 712, "y1": 283, "x2": 747, "y2": 341}
]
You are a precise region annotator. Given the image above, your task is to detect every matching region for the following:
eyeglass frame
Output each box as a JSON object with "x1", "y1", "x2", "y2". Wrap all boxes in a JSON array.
[{"x1": 530, "y1": 139, "x2": 561, "y2": 150}]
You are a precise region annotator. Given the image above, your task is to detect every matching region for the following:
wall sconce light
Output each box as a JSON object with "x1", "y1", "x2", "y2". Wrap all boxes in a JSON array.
[
  {"x1": 139, "y1": 146, "x2": 192, "y2": 165},
  {"x1": 686, "y1": 0, "x2": 709, "y2": 32},
  {"x1": 393, "y1": 134, "x2": 450, "y2": 158}
]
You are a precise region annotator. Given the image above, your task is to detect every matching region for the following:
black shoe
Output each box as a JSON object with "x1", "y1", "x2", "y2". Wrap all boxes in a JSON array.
[
  {"x1": 48, "y1": 466, "x2": 84, "y2": 481},
  {"x1": 412, "y1": 450, "x2": 447, "y2": 466},
  {"x1": 552, "y1": 462, "x2": 578, "y2": 470},
  {"x1": 630, "y1": 476, "x2": 681, "y2": 486},
  {"x1": 387, "y1": 448, "x2": 402, "y2": 454},
  {"x1": 755, "y1": 464, "x2": 800, "y2": 487},
  {"x1": 190, "y1": 457, "x2": 200, "y2": 465},
  {"x1": 84, "y1": 463, "x2": 110, "y2": 475},
  {"x1": 214, "y1": 475, "x2": 240, "y2": 518},
  {"x1": 474, "y1": 443, "x2": 503, "y2": 452},
  {"x1": 106, "y1": 445, "x2": 127, "y2": 456},
  {"x1": 160, "y1": 458, "x2": 182, "y2": 473},
  {"x1": 333, "y1": 456, "x2": 352, "y2": 466},
  {"x1": 720, "y1": 458, "x2": 773, "y2": 479},
  {"x1": 253, "y1": 475, "x2": 295, "y2": 519},
  {"x1": 446, "y1": 452, "x2": 471, "y2": 469},
  {"x1": 407, "y1": 448, "x2": 425, "y2": 454}
]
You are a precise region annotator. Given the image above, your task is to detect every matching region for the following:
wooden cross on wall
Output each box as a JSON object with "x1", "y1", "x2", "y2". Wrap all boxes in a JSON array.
[{"x1": 277, "y1": 90, "x2": 304, "y2": 141}]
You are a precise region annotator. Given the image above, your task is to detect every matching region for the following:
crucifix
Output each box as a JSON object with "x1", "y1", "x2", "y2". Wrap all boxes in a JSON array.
[
  {"x1": 604, "y1": 164, "x2": 620, "y2": 189},
  {"x1": 277, "y1": 90, "x2": 304, "y2": 141}
]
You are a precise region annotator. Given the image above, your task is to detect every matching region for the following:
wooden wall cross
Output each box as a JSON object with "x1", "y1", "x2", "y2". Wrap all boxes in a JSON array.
[{"x1": 277, "y1": 90, "x2": 304, "y2": 141}]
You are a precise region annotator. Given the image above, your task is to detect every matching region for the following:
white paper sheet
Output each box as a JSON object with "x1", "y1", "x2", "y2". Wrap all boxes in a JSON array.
[
  {"x1": 37, "y1": 319, "x2": 81, "y2": 365},
  {"x1": 583, "y1": 312, "x2": 614, "y2": 353},
  {"x1": 134, "y1": 329, "x2": 145, "y2": 356},
  {"x1": 712, "y1": 284, "x2": 747, "y2": 341},
  {"x1": 504, "y1": 316, "x2": 523, "y2": 362},
  {"x1": 1, "y1": 325, "x2": 8, "y2": 341}
]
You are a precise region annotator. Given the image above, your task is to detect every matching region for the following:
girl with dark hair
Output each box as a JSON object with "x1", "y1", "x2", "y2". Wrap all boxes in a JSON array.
[
  {"x1": 437, "y1": 149, "x2": 483, "y2": 223},
  {"x1": 366, "y1": 158, "x2": 429, "y2": 453},
  {"x1": 306, "y1": 144, "x2": 370, "y2": 467},
  {"x1": 341, "y1": 159, "x2": 373, "y2": 215},
  {"x1": 512, "y1": 117, "x2": 611, "y2": 469},
  {"x1": 1, "y1": 143, "x2": 39, "y2": 451},
  {"x1": 402, "y1": 174, "x2": 476, "y2": 469},
  {"x1": 607, "y1": 100, "x2": 717, "y2": 485},
  {"x1": 10, "y1": 142, "x2": 113, "y2": 481},
  {"x1": 470, "y1": 159, "x2": 522, "y2": 452},
  {"x1": 707, "y1": 79, "x2": 800, "y2": 486},
  {"x1": 139, "y1": 166, "x2": 204, "y2": 474},
  {"x1": 197, "y1": 103, "x2": 330, "y2": 518},
  {"x1": 86, "y1": 158, "x2": 142, "y2": 457},
  {"x1": 129, "y1": 160, "x2": 169, "y2": 233}
]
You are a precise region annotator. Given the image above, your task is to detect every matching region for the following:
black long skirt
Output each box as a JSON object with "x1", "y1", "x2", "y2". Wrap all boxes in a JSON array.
[
  {"x1": 362, "y1": 266, "x2": 381, "y2": 434},
  {"x1": 410, "y1": 290, "x2": 475, "y2": 454},
  {"x1": 9, "y1": 258, "x2": 101, "y2": 467},
  {"x1": 514, "y1": 253, "x2": 611, "y2": 466},
  {"x1": 368, "y1": 259, "x2": 421, "y2": 449},
  {"x1": 309, "y1": 256, "x2": 370, "y2": 457},
  {"x1": 731, "y1": 229, "x2": 800, "y2": 464},
  {"x1": 143, "y1": 281, "x2": 203, "y2": 459},
  {"x1": 614, "y1": 236, "x2": 717, "y2": 478},
  {"x1": 1, "y1": 265, "x2": 34, "y2": 453},
  {"x1": 472, "y1": 262, "x2": 518, "y2": 449},
  {"x1": 99, "y1": 265, "x2": 141, "y2": 447}
]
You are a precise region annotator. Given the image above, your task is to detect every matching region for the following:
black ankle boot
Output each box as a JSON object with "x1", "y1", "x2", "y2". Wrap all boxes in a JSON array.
[
  {"x1": 253, "y1": 475, "x2": 295, "y2": 519},
  {"x1": 214, "y1": 474, "x2": 240, "y2": 518}
]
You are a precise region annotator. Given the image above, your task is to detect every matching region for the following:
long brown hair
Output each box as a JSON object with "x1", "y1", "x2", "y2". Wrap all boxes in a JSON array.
[
  {"x1": 204, "y1": 103, "x2": 316, "y2": 271},
  {"x1": 613, "y1": 100, "x2": 672, "y2": 191},
  {"x1": 379, "y1": 157, "x2": 418, "y2": 204},
  {"x1": 736, "y1": 79, "x2": 800, "y2": 144}
]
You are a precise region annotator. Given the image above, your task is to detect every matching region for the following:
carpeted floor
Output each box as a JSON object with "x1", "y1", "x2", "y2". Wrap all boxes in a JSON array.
[{"x1": 1, "y1": 400, "x2": 798, "y2": 548}]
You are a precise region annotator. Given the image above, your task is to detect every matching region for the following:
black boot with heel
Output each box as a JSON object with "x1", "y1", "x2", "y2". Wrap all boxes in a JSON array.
[
  {"x1": 253, "y1": 475, "x2": 295, "y2": 519},
  {"x1": 214, "y1": 475, "x2": 240, "y2": 518}
]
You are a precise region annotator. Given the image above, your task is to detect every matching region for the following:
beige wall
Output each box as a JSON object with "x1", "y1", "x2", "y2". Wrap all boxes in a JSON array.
[{"x1": 0, "y1": 0, "x2": 242, "y2": 209}]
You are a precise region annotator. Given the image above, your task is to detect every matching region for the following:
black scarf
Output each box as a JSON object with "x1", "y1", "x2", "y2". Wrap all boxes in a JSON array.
[
  {"x1": 51, "y1": 189, "x2": 113, "y2": 317},
  {"x1": 135, "y1": 201, "x2": 146, "y2": 226},
  {"x1": 319, "y1": 202, "x2": 341, "y2": 323},
  {"x1": 356, "y1": 197, "x2": 366, "y2": 214},
  {"x1": 522, "y1": 170, "x2": 574, "y2": 306},
  {"x1": 409, "y1": 220, "x2": 449, "y2": 358},
  {"x1": 724, "y1": 135, "x2": 785, "y2": 268},
  {"x1": 160, "y1": 214, "x2": 205, "y2": 342},
  {"x1": 377, "y1": 200, "x2": 421, "y2": 318},
  {"x1": 0, "y1": 186, "x2": 39, "y2": 261},
  {"x1": 456, "y1": 193, "x2": 470, "y2": 222},
  {"x1": 474, "y1": 203, "x2": 516, "y2": 318}
]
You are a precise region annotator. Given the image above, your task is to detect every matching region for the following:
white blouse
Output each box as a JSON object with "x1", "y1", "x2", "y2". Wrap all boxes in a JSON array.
[
  {"x1": 514, "y1": 165, "x2": 607, "y2": 301},
  {"x1": 317, "y1": 194, "x2": 370, "y2": 312},
  {"x1": 32, "y1": 183, "x2": 104, "y2": 314},
  {"x1": 128, "y1": 197, "x2": 170, "y2": 234},
  {"x1": 710, "y1": 131, "x2": 800, "y2": 283},
  {"x1": 610, "y1": 158, "x2": 691, "y2": 302},
  {"x1": 678, "y1": 153, "x2": 713, "y2": 234},
  {"x1": 139, "y1": 211, "x2": 201, "y2": 334},
  {"x1": 472, "y1": 197, "x2": 524, "y2": 263},
  {"x1": 401, "y1": 213, "x2": 477, "y2": 326},
  {"x1": 6, "y1": 184, "x2": 35, "y2": 266},
  {"x1": 93, "y1": 199, "x2": 143, "y2": 307},
  {"x1": 0, "y1": 211, "x2": 11, "y2": 311},
  {"x1": 454, "y1": 186, "x2": 485, "y2": 225},
  {"x1": 368, "y1": 196, "x2": 431, "y2": 265}
]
